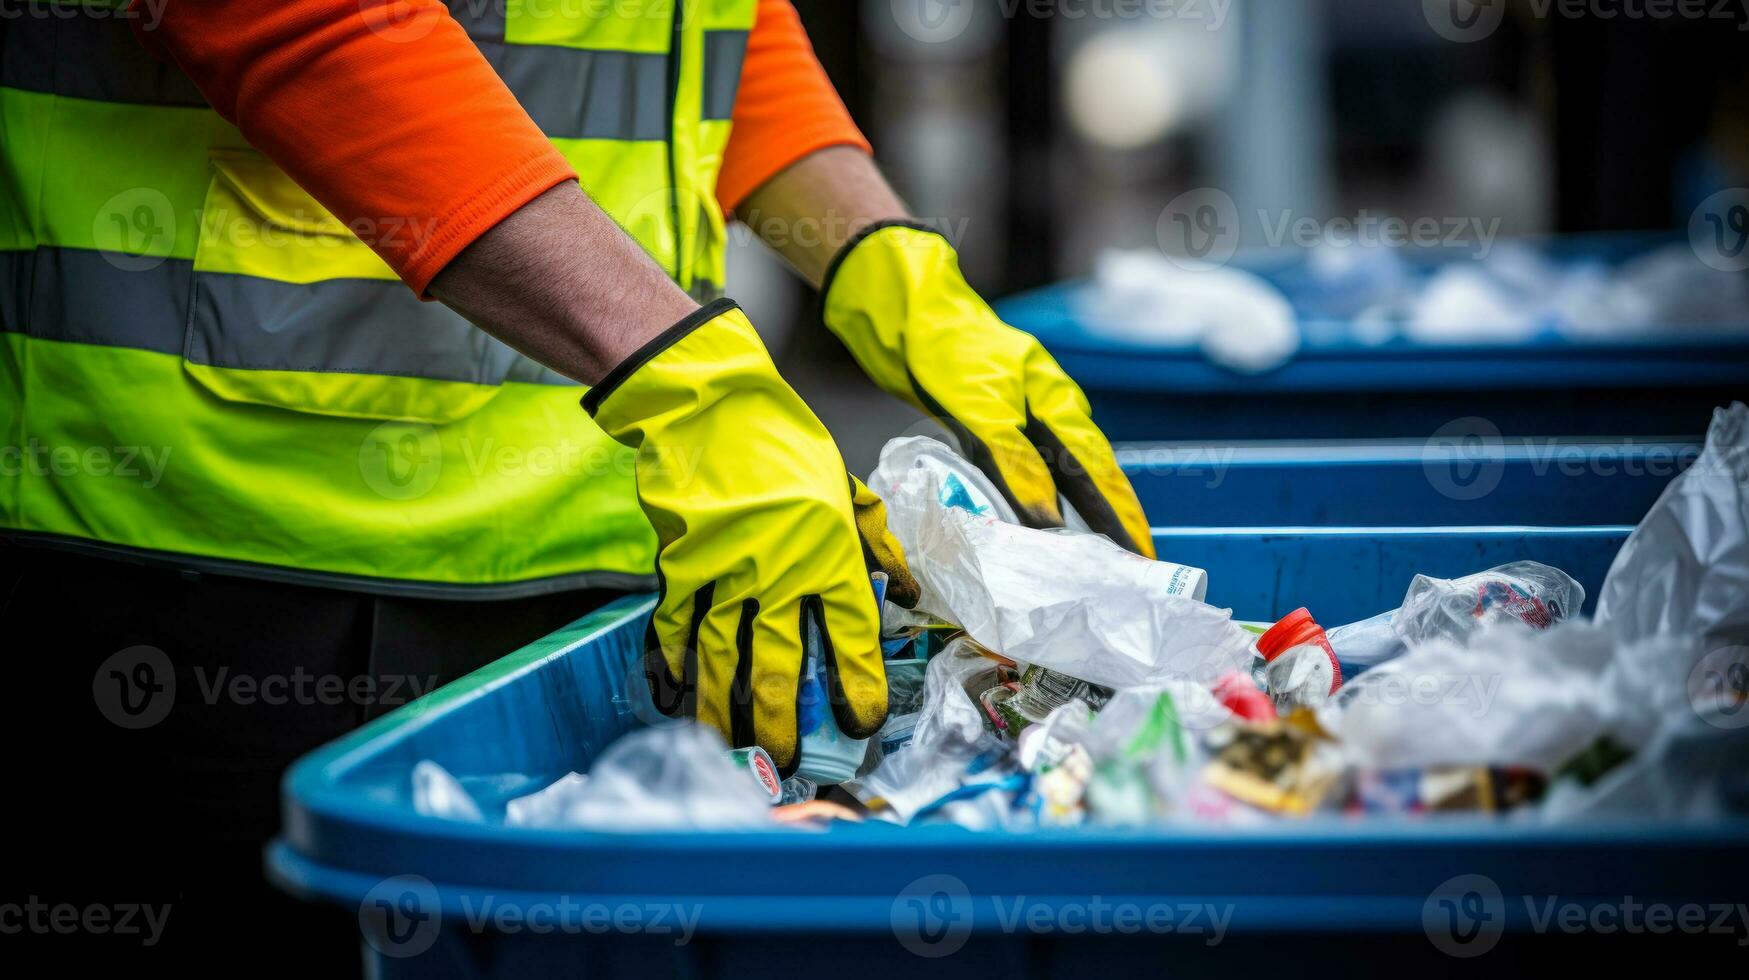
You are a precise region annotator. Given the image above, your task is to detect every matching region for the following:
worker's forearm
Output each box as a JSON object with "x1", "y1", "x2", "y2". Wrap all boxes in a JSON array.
[
  {"x1": 428, "y1": 183, "x2": 699, "y2": 385},
  {"x1": 738, "y1": 147, "x2": 909, "y2": 288}
]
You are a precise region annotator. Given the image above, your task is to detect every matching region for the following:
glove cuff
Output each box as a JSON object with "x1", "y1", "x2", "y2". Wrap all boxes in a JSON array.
[
  {"x1": 582, "y1": 297, "x2": 740, "y2": 417},
  {"x1": 819, "y1": 219, "x2": 949, "y2": 306}
]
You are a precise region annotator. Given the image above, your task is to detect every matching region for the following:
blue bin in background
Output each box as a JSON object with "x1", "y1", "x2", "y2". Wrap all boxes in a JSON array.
[
  {"x1": 267, "y1": 526, "x2": 1744, "y2": 978},
  {"x1": 1121, "y1": 440, "x2": 1697, "y2": 527},
  {"x1": 999, "y1": 234, "x2": 1748, "y2": 441}
]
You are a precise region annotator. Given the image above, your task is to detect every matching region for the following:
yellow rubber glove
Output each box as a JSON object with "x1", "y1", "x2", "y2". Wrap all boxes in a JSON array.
[
  {"x1": 822, "y1": 222, "x2": 1156, "y2": 557},
  {"x1": 585, "y1": 300, "x2": 913, "y2": 769}
]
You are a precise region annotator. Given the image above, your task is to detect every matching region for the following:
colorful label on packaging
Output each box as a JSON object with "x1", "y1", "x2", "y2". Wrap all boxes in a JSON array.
[
  {"x1": 730, "y1": 747, "x2": 782, "y2": 802},
  {"x1": 1475, "y1": 580, "x2": 1554, "y2": 628}
]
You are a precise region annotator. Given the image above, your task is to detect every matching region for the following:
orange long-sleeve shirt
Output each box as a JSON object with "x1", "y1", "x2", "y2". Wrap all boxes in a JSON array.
[
  {"x1": 140, "y1": 0, "x2": 867, "y2": 295},
  {"x1": 718, "y1": 0, "x2": 871, "y2": 214}
]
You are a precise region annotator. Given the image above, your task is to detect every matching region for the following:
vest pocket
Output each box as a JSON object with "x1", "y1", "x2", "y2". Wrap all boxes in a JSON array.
[{"x1": 184, "y1": 149, "x2": 519, "y2": 423}]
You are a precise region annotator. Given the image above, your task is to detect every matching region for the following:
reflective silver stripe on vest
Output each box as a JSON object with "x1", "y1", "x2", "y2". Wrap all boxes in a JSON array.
[
  {"x1": 4, "y1": 4, "x2": 748, "y2": 140},
  {"x1": 702, "y1": 30, "x2": 748, "y2": 121},
  {"x1": 0, "y1": 247, "x2": 580, "y2": 387}
]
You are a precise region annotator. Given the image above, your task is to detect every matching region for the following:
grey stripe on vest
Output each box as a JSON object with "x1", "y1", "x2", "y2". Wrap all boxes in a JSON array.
[
  {"x1": 478, "y1": 41, "x2": 670, "y2": 142},
  {"x1": 3, "y1": 4, "x2": 745, "y2": 141},
  {"x1": 188, "y1": 272, "x2": 528, "y2": 385},
  {"x1": 2, "y1": 247, "x2": 579, "y2": 387},
  {"x1": 446, "y1": 0, "x2": 508, "y2": 41},
  {"x1": 0, "y1": 4, "x2": 208, "y2": 107},
  {"x1": 5, "y1": 248, "x2": 189, "y2": 354},
  {"x1": 702, "y1": 30, "x2": 748, "y2": 121}
]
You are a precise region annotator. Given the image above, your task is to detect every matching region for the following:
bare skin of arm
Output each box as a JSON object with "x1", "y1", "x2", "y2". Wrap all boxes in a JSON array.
[
  {"x1": 737, "y1": 146, "x2": 910, "y2": 288},
  {"x1": 427, "y1": 147, "x2": 900, "y2": 384},
  {"x1": 428, "y1": 182, "x2": 699, "y2": 385}
]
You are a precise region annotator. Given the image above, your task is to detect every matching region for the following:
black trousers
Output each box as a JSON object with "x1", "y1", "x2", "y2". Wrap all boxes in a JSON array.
[{"x1": 0, "y1": 543, "x2": 616, "y2": 971}]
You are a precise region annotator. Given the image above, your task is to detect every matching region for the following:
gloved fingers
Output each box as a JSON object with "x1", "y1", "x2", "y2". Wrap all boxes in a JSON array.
[
  {"x1": 850, "y1": 475, "x2": 921, "y2": 609},
  {"x1": 907, "y1": 372, "x2": 1064, "y2": 531},
  {"x1": 936, "y1": 414, "x2": 1066, "y2": 530},
  {"x1": 645, "y1": 579, "x2": 707, "y2": 717},
  {"x1": 691, "y1": 594, "x2": 754, "y2": 751},
  {"x1": 1023, "y1": 355, "x2": 1156, "y2": 558},
  {"x1": 744, "y1": 599, "x2": 807, "y2": 773},
  {"x1": 809, "y1": 588, "x2": 888, "y2": 740}
]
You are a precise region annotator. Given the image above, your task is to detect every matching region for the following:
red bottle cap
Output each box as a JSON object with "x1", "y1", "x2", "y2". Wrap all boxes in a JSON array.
[{"x1": 1257, "y1": 607, "x2": 1324, "y2": 663}]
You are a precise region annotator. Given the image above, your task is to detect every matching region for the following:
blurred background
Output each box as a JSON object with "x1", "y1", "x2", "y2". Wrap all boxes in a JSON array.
[{"x1": 729, "y1": 0, "x2": 1749, "y2": 473}]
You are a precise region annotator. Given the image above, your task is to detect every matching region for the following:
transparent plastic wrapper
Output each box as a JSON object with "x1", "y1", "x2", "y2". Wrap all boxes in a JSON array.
[
  {"x1": 1597, "y1": 402, "x2": 1749, "y2": 649},
  {"x1": 503, "y1": 723, "x2": 773, "y2": 831},
  {"x1": 411, "y1": 760, "x2": 485, "y2": 823},
  {"x1": 1393, "y1": 561, "x2": 1585, "y2": 648},
  {"x1": 1541, "y1": 631, "x2": 1747, "y2": 820},
  {"x1": 867, "y1": 438, "x2": 1253, "y2": 690},
  {"x1": 864, "y1": 658, "x2": 931, "y2": 770},
  {"x1": 846, "y1": 638, "x2": 1008, "y2": 824},
  {"x1": 1541, "y1": 724, "x2": 1749, "y2": 821},
  {"x1": 1082, "y1": 684, "x2": 1225, "y2": 825},
  {"x1": 1333, "y1": 621, "x2": 1624, "y2": 771}
]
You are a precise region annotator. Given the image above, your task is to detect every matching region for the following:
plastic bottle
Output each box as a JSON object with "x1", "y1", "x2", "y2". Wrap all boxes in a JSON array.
[
  {"x1": 1256, "y1": 608, "x2": 1343, "y2": 708},
  {"x1": 1324, "y1": 609, "x2": 1404, "y2": 682},
  {"x1": 794, "y1": 611, "x2": 869, "y2": 786}
]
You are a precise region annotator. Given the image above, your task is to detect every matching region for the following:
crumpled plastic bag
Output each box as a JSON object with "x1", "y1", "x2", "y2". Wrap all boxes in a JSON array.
[
  {"x1": 1394, "y1": 561, "x2": 1586, "y2": 647},
  {"x1": 411, "y1": 760, "x2": 486, "y2": 823},
  {"x1": 1333, "y1": 621, "x2": 1626, "y2": 771},
  {"x1": 1541, "y1": 631, "x2": 1749, "y2": 820},
  {"x1": 846, "y1": 638, "x2": 1007, "y2": 824},
  {"x1": 867, "y1": 438, "x2": 1254, "y2": 690},
  {"x1": 1597, "y1": 402, "x2": 1749, "y2": 649},
  {"x1": 502, "y1": 723, "x2": 773, "y2": 831}
]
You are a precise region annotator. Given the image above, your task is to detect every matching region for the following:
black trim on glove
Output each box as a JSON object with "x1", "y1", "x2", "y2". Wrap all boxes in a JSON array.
[{"x1": 582, "y1": 297, "x2": 741, "y2": 415}]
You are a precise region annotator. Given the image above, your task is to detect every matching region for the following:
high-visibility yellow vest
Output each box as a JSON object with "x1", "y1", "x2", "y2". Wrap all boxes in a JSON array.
[{"x1": 0, "y1": 0, "x2": 756, "y2": 595}]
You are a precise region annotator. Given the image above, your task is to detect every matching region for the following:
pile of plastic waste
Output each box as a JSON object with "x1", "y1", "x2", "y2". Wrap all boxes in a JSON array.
[{"x1": 415, "y1": 404, "x2": 1748, "y2": 831}]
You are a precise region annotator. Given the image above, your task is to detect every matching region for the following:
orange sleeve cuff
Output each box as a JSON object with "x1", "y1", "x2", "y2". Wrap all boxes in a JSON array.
[
  {"x1": 141, "y1": 0, "x2": 577, "y2": 296},
  {"x1": 716, "y1": 0, "x2": 871, "y2": 215}
]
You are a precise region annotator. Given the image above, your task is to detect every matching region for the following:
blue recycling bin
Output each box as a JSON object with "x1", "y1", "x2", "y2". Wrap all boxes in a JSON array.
[
  {"x1": 1120, "y1": 440, "x2": 1698, "y2": 527},
  {"x1": 999, "y1": 234, "x2": 1749, "y2": 441},
  {"x1": 268, "y1": 524, "x2": 1747, "y2": 978}
]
